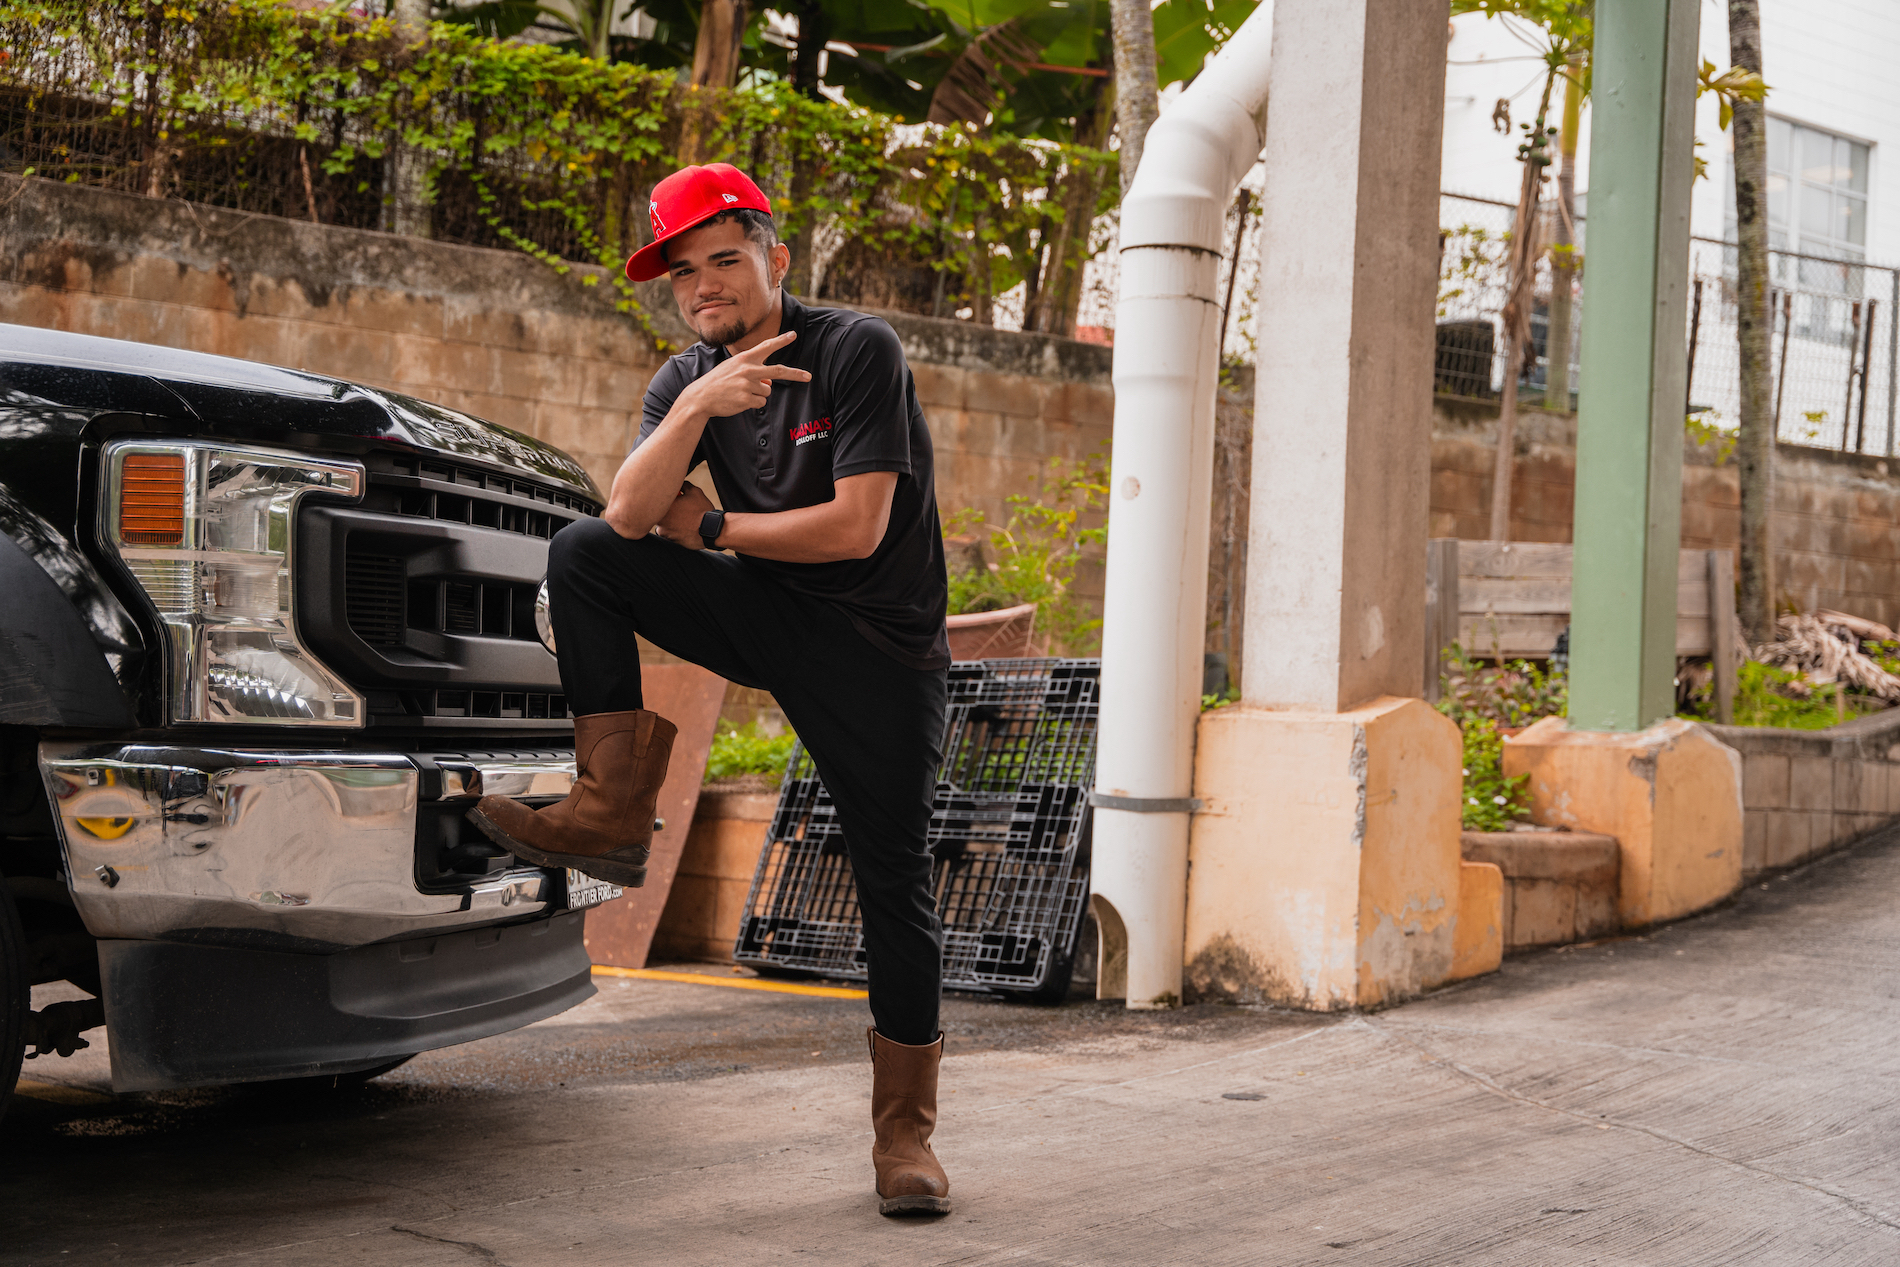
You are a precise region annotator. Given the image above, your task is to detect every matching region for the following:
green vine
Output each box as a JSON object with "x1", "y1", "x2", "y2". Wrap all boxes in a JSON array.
[{"x1": 2, "y1": 0, "x2": 1114, "y2": 345}]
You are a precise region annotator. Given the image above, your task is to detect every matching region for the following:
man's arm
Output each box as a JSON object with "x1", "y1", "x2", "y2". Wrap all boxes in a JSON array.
[
  {"x1": 653, "y1": 471, "x2": 898, "y2": 563},
  {"x1": 602, "y1": 331, "x2": 811, "y2": 538}
]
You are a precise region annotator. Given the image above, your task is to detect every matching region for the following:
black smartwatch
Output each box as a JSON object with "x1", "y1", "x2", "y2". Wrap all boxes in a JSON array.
[{"x1": 698, "y1": 508, "x2": 726, "y2": 551}]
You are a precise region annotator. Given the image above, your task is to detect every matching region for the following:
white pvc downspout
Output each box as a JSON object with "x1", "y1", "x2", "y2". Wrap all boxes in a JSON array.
[{"x1": 1092, "y1": 4, "x2": 1273, "y2": 1009}]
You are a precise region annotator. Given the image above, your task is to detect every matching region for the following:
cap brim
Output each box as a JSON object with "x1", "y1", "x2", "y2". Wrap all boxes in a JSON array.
[{"x1": 625, "y1": 239, "x2": 671, "y2": 282}]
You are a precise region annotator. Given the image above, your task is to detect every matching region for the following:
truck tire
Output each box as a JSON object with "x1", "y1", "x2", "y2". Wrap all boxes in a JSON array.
[{"x1": 0, "y1": 875, "x2": 26, "y2": 1123}]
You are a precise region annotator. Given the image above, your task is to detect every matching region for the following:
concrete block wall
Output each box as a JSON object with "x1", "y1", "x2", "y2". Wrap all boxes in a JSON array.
[
  {"x1": 1432, "y1": 396, "x2": 1900, "y2": 631},
  {"x1": 1431, "y1": 404, "x2": 1580, "y2": 544},
  {"x1": 0, "y1": 175, "x2": 662, "y2": 485},
  {"x1": 1460, "y1": 830, "x2": 1620, "y2": 949},
  {"x1": 1708, "y1": 709, "x2": 1900, "y2": 876},
  {"x1": 0, "y1": 175, "x2": 1113, "y2": 564}
]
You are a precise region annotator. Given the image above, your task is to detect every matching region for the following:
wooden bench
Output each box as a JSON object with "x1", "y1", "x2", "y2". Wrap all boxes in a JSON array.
[{"x1": 1425, "y1": 540, "x2": 1740, "y2": 721}]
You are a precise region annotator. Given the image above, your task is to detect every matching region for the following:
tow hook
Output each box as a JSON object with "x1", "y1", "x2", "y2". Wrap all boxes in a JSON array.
[{"x1": 23, "y1": 997, "x2": 107, "y2": 1059}]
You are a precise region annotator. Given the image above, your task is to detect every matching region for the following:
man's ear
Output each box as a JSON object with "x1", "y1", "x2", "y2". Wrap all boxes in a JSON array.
[{"x1": 769, "y1": 241, "x2": 791, "y2": 287}]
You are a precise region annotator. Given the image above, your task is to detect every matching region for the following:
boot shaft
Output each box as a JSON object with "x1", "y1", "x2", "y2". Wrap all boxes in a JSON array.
[
  {"x1": 570, "y1": 709, "x2": 676, "y2": 833},
  {"x1": 869, "y1": 1028, "x2": 942, "y2": 1139},
  {"x1": 867, "y1": 1027, "x2": 950, "y2": 1209}
]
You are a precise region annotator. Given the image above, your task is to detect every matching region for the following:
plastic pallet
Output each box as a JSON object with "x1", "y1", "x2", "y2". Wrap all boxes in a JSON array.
[{"x1": 733, "y1": 658, "x2": 1097, "y2": 995}]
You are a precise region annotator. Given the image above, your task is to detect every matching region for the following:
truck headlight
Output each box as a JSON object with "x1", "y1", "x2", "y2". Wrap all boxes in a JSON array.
[{"x1": 103, "y1": 440, "x2": 366, "y2": 727}]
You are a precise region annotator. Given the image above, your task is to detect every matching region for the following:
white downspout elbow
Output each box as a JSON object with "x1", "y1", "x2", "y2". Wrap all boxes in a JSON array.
[{"x1": 1092, "y1": 4, "x2": 1273, "y2": 1008}]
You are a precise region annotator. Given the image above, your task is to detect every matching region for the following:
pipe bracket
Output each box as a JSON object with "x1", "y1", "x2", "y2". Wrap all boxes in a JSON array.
[{"x1": 1088, "y1": 791, "x2": 1203, "y2": 814}]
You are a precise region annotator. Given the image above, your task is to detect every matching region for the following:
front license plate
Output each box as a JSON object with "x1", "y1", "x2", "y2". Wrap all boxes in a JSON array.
[{"x1": 565, "y1": 869, "x2": 623, "y2": 910}]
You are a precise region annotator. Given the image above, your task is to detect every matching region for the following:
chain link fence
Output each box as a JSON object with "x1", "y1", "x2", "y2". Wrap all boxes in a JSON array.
[{"x1": 1438, "y1": 191, "x2": 1900, "y2": 454}]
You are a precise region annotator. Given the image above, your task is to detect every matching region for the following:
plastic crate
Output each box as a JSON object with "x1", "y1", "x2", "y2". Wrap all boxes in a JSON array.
[{"x1": 733, "y1": 658, "x2": 1097, "y2": 995}]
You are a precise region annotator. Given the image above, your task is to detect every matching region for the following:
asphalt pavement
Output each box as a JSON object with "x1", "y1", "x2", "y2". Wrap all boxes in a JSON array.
[{"x1": 5, "y1": 828, "x2": 1900, "y2": 1265}]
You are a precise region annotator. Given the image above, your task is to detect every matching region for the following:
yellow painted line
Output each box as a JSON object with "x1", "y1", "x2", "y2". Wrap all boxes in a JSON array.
[
  {"x1": 14, "y1": 1079, "x2": 116, "y2": 1106},
  {"x1": 591, "y1": 965, "x2": 867, "y2": 999}
]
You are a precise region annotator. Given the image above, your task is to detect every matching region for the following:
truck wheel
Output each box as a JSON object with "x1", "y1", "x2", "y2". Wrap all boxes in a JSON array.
[{"x1": 0, "y1": 875, "x2": 26, "y2": 1123}]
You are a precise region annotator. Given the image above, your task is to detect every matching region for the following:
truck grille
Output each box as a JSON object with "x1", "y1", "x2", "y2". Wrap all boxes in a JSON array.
[
  {"x1": 382, "y1": 455, "x2": 596, "y2": 538},
  {"x1": 297, "y1": 452, "x2": 597, "y2": 727},
  {"x1": 445, "y1": 583, "x2": 480, "y2": 635},
  {"x1": 423, "y1": 690, "x2": 568, "y2": 719},
  {"x1": 344, "y1": 557, "x2": 543, "y2": 648},
  {"x1": 345, "y1": 555, "x2": 406, "y2": 646},
  {"x1": 363, "y1": 690, "x2": 571, "y2": 719}
]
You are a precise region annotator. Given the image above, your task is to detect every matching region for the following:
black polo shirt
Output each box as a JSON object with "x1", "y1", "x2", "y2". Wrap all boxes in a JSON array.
[{"x1": 638, "y1": 292, "x2": 951, "y2": 670}]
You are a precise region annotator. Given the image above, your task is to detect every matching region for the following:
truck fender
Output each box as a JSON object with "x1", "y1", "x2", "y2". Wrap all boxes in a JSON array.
[{"x1": 0, "y1": 533, "x2": 135, "y2": 728}]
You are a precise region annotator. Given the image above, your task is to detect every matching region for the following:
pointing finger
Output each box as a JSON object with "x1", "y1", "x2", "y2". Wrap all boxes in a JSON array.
[
  {"x1": 737, "y1": 330, "x2": 799, "y2": 360},
  {"x1": 758, "y1": 365, "x2": 813, "y2": 382}
]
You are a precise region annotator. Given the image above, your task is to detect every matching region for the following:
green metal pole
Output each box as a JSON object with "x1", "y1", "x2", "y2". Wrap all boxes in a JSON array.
[{"x1": 1569, "y1": 0, "x2": 1701, "y2": 731}]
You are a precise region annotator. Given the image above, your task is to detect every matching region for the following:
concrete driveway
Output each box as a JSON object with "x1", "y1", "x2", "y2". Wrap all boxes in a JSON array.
[{"x1": 6, "y1": 830, "x2": 1899, "y2": 1265}]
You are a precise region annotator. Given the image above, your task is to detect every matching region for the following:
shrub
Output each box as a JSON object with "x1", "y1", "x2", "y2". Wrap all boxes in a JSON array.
[
  {"x1": 1, "y1": 0, "x2": 1114, "y2": 342},
  {"x1": 1437, "y1": 644, "x2": 1560, "y2": 832},
  {"x1": 1458, "y1": 716, "x2": 1531, "y2": 832},
  {"x1": 1437, "y1": 644, "x2": 1567, "y2": 729},
  {"x1": 943, "y1": 452, "x2": 1108, "y2": 653},
  {"x1": 704, "y1": 722, "x2": 797, "y2": 783},
  {"x1": 1730, "y1": 661, "x2": 1849, "y2": 730}
]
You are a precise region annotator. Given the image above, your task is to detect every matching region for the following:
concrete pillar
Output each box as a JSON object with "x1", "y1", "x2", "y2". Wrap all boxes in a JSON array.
[
  {"x1": 1241, "y1": 0, "x2": 1444, "y2": 714},
  {"x1": 1183, "y1": 0, "x2": 1500, "y2": 1009},
  {"x1": 1504, "y1": 1, "x2": 1743, "y2": 933},
  {"x1": 1568, "y1": 0, "x2": 1701, "y2": 731}
]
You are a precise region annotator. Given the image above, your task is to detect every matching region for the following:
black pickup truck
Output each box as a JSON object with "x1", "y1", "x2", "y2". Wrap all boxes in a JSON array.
[{"x1": 0, "y1": 323, "x2": 618, "y2": 1114}]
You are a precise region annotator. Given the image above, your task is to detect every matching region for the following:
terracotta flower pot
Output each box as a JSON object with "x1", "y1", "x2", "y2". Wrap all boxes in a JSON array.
[{"x1": 945, "y1": 602, "x2": 1042, "y2": 661}]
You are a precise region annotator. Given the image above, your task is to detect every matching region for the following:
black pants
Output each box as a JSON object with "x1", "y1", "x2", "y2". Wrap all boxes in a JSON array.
[{"x1": 547, "y1": 518, "x2": 947, "y2": 1045}]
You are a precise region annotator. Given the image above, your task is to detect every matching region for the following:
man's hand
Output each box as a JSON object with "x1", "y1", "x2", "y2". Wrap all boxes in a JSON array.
[
  {"x1": 679, "y1": 330, "x2": 811, "y2": 417},
  {"x1": 654, "y1": 482, "x2": 717, "y2": 548}
]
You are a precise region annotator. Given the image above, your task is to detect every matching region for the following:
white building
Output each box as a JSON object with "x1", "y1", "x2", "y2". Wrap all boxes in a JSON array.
[
  {"x1": 1444, "y1": 0, "x2": 1895, "y2": 262},
  {"x1": 1440, "y1": 0, "x2": 1898, "y2": 446}
]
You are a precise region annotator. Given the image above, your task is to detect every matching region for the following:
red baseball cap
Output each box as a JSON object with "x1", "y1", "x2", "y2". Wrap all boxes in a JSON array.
[{"x1": 624, "y1": 163, "x2": 774, "y2": 282}]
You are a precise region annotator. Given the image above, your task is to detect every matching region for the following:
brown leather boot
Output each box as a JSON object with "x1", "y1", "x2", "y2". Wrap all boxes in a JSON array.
[
  {"x1": 466, "y1": 709, "x2": 676, "y2": 888},
  {"x1": 869, "y1": 1027, "x2": 952, "y2": 1216}
]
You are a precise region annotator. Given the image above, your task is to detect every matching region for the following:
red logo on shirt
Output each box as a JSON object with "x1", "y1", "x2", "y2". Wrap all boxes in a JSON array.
[{"x1": 790, "y1": 415, "x2": 832, "y2": 446}]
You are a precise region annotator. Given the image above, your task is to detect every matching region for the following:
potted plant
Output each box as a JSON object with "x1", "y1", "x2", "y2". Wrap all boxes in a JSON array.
[{"x1": 942, "y1": 454, "x2": 1108, "y2": 660}]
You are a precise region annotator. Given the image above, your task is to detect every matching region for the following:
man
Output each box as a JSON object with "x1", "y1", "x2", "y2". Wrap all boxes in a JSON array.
[{"x1": 468, "y1": 162, "x2": 954, "y2": 1218}]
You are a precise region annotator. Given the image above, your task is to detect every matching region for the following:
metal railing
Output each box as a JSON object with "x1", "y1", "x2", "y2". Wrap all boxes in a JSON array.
[{"x1": 1438, "y1": 191, "x2": 1900, "y2": 454}]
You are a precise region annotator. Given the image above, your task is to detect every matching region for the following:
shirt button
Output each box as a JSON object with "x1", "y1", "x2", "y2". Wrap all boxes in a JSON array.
[{"x1": 758, "y1": 436, "x2": 767, "y2": 448}]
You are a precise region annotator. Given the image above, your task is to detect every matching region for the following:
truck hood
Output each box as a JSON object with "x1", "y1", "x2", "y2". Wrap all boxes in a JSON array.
[{"x1": 0, "y1": 323, "x2": 601, "y2": 500}]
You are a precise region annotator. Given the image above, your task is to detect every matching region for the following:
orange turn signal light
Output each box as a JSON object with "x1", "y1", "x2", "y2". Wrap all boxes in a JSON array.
[{"x1": 120, "y1": 453, "x2": 186, "y2": 546}]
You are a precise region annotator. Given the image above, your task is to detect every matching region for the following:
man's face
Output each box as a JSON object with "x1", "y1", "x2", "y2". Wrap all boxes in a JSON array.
[{"x1": 665, "y1": 218, "x2": 789, "y2": 348}]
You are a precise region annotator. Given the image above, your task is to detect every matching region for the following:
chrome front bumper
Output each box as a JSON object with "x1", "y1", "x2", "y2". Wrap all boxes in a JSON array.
[{"x1": 38, "y1": 742, "x2": 578, "y2": 949}]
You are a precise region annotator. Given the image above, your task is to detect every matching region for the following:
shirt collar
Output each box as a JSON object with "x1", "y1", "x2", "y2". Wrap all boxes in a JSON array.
[{"x1": 777, "y1": 290, "x2": 809, "y2": 347}]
